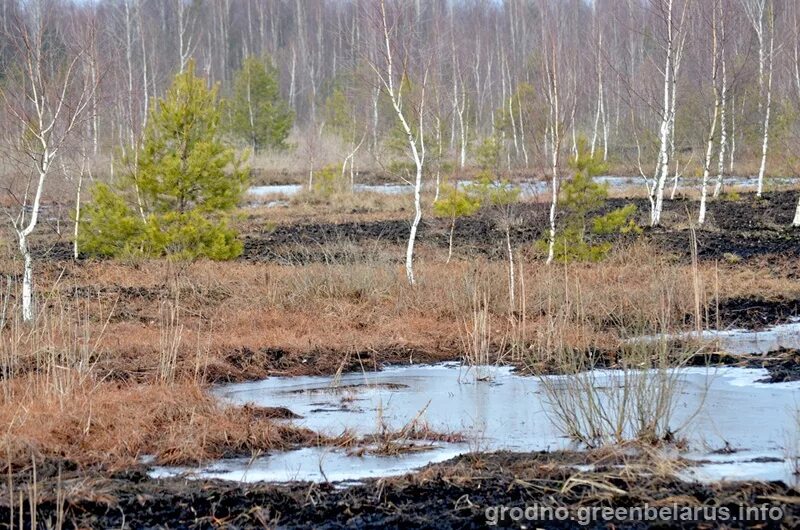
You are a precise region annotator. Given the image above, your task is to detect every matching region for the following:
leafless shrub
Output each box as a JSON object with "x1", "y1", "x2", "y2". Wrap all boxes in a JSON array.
[
  {"x1": 528, "y1": 243, "x2": 709, "y2": 447},
  {"x1": 538, "y1": 341, "x2": 700, "y2": 447},
  {"x1": 459, "y1": 288, "x2": 493, "y2": 382}
]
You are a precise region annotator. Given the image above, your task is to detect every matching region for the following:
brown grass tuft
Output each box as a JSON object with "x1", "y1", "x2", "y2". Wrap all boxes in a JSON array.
[{"x1": 0, "y1": 376, "x2": 315, "y2": 470}]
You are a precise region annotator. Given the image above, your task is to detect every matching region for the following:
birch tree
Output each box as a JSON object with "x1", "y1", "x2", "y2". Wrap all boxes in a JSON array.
[
  {"x1": 651, "y1": 0, "x2": 690, "y2": 226},
  {"x1": 794, "y1": 193, "x2": 800, "y2": 227},
  {"x1": 0, "y1": 4, "x2": 95, "y2": 321},
  {"x1": 324, "y1": 84, "x2": 367, "y2": 189},
  {"x1": 791, "y1": 3, "x2": 800, "y2": 226},
  {"x1": 543, "y1": 40, "x2": 561, "y2": 265},
  {"x1": 368, "y1": 0, "x2": 428, "y2": 285},
  {"x1": 740, "y1": 0, "x2": 774, "y2": 197},
  {"x1": 176, "y1": 0, "x2": 197, "y2": 74},
  {"x1": 590, "y1": 14, "x2": 608, "y2": 161},
  {"x1": 758, "y1": 1, "x2": 775, "y2": 197},
  {"x1": 713, "y1": 13, "x2": 729, "y2": 198},
  {"x1": 541, "y1": 5, "x2": 574, "y2": 265},
  {"x1": 698, "y1": 1, "x2": 721, "y2": 226}
]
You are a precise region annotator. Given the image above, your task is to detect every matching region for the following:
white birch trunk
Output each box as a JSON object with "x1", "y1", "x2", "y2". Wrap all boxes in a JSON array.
[
  {"x1": 729, "y1": 95, "x2": 737, "y2": 174},
  {"x1": 517, "y1": 90, "x2": 529, "y2": 168},
  {"x1": 342, "y1": 132, "x2": 366, "y2": 190},
  {"x1": 17, "y1": 156, "x2": 50, "y2": 322},
  {"x1": 601, "y1": 86, "x2": 609, "y2": 161},
  {"x1": 756, "y1": 13, "x2": 774, "y2": 197},
  {"x1": 714, "y1": 53, "x2": 728, "y2": 198},
  {"x1": 73, "y1": 162, "x2": 85, "y2": 261},
  {"x1": 406, "y1": 161, "x2": 424, "y2": 285},
  {"x1": 446, "y1": 218, "x2": 455, "y2": 263},
  {"x1": 372, "y1": 85, "x2": 380, "y2": 155},
  {"x1": 652, "y1": 0, "x2": 676, "y2": 226},
  {"x1": 457, "y1": 82, "x2": 467, "y2": 168},
  {"x1": 506, "y1": 225, "x2": 515, "y2": 311},
  {"x1": 591, "y1": 31, "x2": 603, "y2": 158},
  {"x1": 434, "y1": 116, "x2": 442, "y2": 202},
  {"x1": 20, "y1": 238, "x2": 33, "y2": 323},
  {"x1": 547, "y1": 149, "x2": 559, "y2": 264},
  {"x1": 137, "y1": 0, "x2": 149, "y2": 129},
  {"x1": 652, "y1": 69, "x2": 671, "y2": 224},
  {"x1": 90, "y1": 56, "x2": 98, "y2": 157},
  {"x1": 699, "y1": 4, "x2": 720, "y2": 226},
  {"x1": 793, "y1": 196, "x2": 800, "y2": 226},
  {"x1": 289, "y1": 47, "x2": 296, "y2": 110},
  {"x1": 544, "y1": 41, "x2": 560, "y2": 265},
  {"x1": 374, "y1": 0, "x2": 426, "y2": 285},
  {"x1": 667, "y1": 75, "x2": 679, "y2": 199}
]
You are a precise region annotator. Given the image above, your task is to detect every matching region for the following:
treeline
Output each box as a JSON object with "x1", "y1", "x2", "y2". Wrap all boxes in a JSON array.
[{"x1": 1, "y1": 0, "x2": 800, "y2": 176}]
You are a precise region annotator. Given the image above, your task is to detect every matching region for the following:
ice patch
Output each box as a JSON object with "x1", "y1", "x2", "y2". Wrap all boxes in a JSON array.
[{"x1": 151, "y1": 363, "x2": 799, "y2": 484}]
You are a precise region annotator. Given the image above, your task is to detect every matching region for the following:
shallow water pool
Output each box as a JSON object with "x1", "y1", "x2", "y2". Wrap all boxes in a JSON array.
[{"x1": 152, "y1": 363, "x2": 799, "y2": 484}]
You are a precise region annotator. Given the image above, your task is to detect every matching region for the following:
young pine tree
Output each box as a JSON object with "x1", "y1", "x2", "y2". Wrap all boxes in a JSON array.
[
  {"x1": 539, "y1": 139, "x2": 639, "y2": 262},
  {"x1": 80, "y1": 60, "x2": 248, "y2": 260},
  {"x1": 433, "y1": 185, "x2": 481, "y2": 263},
  {"x1": 230, "y1": 56, "x2": 294, "y2": 152}
]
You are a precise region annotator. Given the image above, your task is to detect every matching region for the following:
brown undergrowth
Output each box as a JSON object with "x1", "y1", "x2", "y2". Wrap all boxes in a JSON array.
[
  {"x1": 1, "y1": 236, "x2": 799, "y2": 472},
  {"x1": 7, "y1": 241, "x2": 800, "y2": 384},
  {"x1": 0, "y1": 377, "x2": 318, "y2": 471}
]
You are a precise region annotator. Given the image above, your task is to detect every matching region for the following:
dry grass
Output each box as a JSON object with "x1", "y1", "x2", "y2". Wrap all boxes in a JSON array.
[
  {"x1": 0, "y1": 377, "x2": 315, "y2": 470},
  {"x1": 9, "y1": 240, "x2": 796, "y2": 384},
  {"x1": 0, "y1": 272, "x2": 318, "y2": 472}
]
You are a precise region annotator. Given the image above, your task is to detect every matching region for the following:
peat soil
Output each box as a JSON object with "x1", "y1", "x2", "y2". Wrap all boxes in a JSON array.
[
  {"x1": 248, "y1": 168, "x2": 406, "y2": 186},
  {"x1": 240, "y1": 191, "x2": 800, "y2": 264},
  {"x1": 712, "y1": 297, "x2": 800, "y2": 328},
  {"x1": 25, "y1": 191, "x2": 800, "y2": 264},
  {"x1": 3, "y1": 451, "x2": 797, "y2": 529}
]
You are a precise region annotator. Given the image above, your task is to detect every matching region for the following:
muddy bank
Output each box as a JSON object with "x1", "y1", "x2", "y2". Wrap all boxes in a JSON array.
[
  {"x1": 3, "y1": 451, "x2": 797, "y2": 529},
  {"x1": 677, "y1": 296, "x2": 800, "y2": 331},
  {"x1": 249, "y1": 168, "x2": 410, "y2": 186},
  {"x1": 688, "y1": 349, "x2": 800, "y2": 383},
  {"x1": 650, "y1": 227, "x2": 800, "y2": 261},
  {"x1": 206, "y1": 344, "x2": 457, "y2": 383},
  {"x1": 752, "y1": 348, "x2": 800, "y2": 382},
  {"x1": 513, "y1": 344, "x2": 800, "y2": 385}
]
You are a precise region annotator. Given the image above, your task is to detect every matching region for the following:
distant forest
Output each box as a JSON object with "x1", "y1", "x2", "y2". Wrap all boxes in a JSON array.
[{"x1": 0, "y1": 0, "x2": 797, "y2": 178}]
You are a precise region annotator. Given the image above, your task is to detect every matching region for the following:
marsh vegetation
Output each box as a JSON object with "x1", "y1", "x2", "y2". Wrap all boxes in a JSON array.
[{"x1": 1, "y1": 0, "x2": 800, "y2": 527}]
